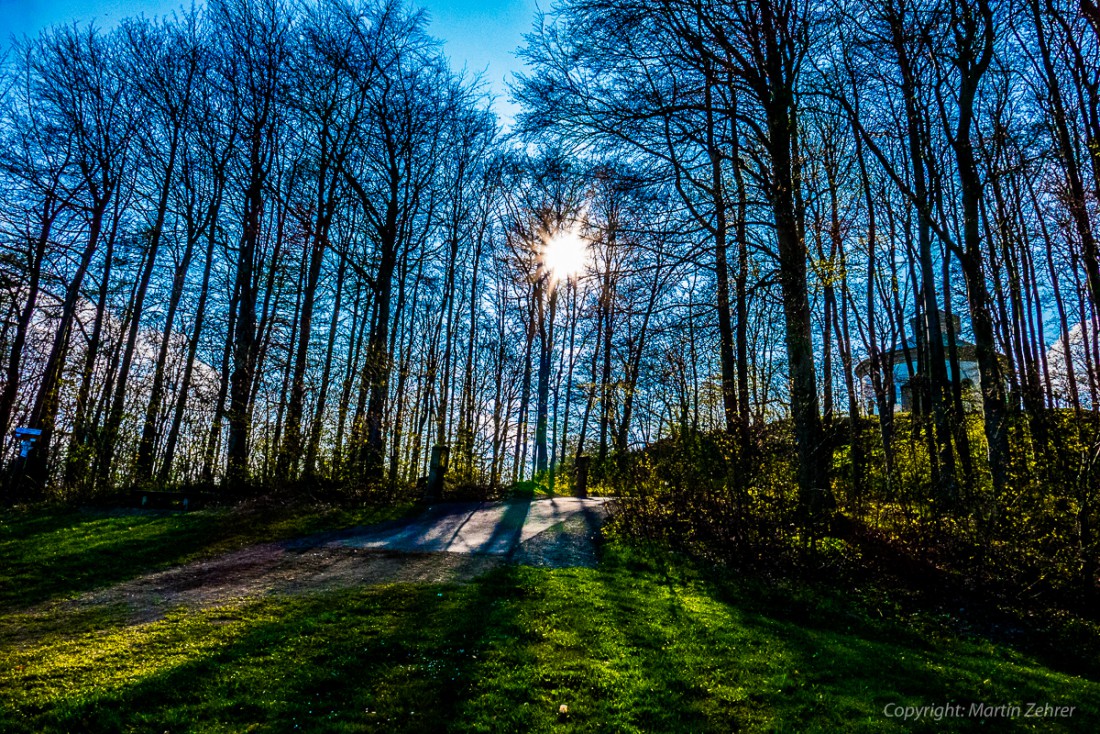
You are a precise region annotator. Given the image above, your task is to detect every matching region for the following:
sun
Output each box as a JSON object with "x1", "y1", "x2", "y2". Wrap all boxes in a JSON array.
[{"x1": 542, "y1": 226, "x2": 588, "y2": 283}]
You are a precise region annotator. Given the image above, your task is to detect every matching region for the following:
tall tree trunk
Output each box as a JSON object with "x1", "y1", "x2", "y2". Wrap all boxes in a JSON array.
[
  {"x1": 823, "y1": 149, "x2": 864, "y2": 503},
  {"x1": 135, "y1": 217, "x2": 197, "y2": 480},
  {"x1": 597, "y1": 226, "x2": 616, "y2": 463},
  {"x1": 704, "y1": 61, "x2": 740, "y2": 437},
  {"x1": 950, "y1": 0, "x2": 1009, "y2": 498},
  {"x1": 535, "y1": 281, "x2": 557, "y2": 474},
  {"x1": 334, "y1": 276, "x2": 368, "y2": 474},
  {"x1": 732, "y1": 104, "x2": 753, "y2": 464},
  {"x1": 160, "y1": 184, "x2": 223, "y2": 483},
  {"x1": 99, "y1": 134, "x2": 179, "y2": 487},
  {"x1": 0, "y1": 196, "x2": 56, "y2": 443},
  {"x1": 202, "y1": 260, "x2": 240, "y2": 484},
  {"x1": 513, "y1": 294, "x2": 536, "y2": 482},
  {"x1": 435, "y1": 224, "x2": 463, "y2": 448},
  {"x1": 279, "y1": 147, "x2": 338, "y2": 480},
  {"x1": 759, "y1": 7, "x2": 833, "y2": 521},
  {"x1": 270, "y1": 259, "x2": 305, "y2": 481},
  {"x1": 853, "y1": 123, "x2": 897, "y2": 491},
  {"x1": 358, "y1": 201, "x2": 400, "y2": 481},
  {"x1": 24, "y1": 215, "x2": 104, "y2": 491},
  {"x1": 304, "y1": 251, "x2": 347, "y2": 477},
  {"x1": 616, "y1": 260, "x2": 660, "y2": 453},
  {"x1": 65, "y1": 197, "x2": 120, "y2": 488},
  {"x1": 226, "y1": 131, "x2": 266, "y2": 486},
  {"x1": 457, "y1": 227, "x2": 485, "y2": 478}
]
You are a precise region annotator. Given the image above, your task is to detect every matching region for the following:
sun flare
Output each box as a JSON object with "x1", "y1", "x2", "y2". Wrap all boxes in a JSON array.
[{"x1": 542, "y1": 227, "x2": 588, "y2": 282}]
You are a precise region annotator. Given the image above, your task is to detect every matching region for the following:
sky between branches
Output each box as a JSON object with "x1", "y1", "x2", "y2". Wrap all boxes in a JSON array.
[{"x1": 0, "y1": 0, "x2": 532, "y2": 125}]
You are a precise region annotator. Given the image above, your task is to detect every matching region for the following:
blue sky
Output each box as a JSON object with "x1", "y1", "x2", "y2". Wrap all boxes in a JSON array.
[{"x1": 0, "y1": 0, "x2": 537, "y2": 123}]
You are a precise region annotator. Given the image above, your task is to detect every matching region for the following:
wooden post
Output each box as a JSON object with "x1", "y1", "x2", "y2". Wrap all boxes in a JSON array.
[
  {"x1": 425, "y1": 444, "x2": 449, "y2": 501},
  {"x1": 574, "y1": 455, "x2": 590, "y2": 498}
]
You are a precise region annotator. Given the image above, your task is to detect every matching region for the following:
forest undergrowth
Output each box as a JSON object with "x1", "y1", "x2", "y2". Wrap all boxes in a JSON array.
[{"x1": 599, "y1": 411, "x2": 1100, "y2": 678}]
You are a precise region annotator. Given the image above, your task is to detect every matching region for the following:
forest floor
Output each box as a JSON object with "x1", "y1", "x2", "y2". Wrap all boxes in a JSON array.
[{"x1": 1, "y1": 496, "x2": 1099, "y2": 732}]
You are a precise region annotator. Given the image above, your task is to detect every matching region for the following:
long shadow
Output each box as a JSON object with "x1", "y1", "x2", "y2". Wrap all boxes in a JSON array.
[
  {"x1": 2, "y1": 579, "x2": 512, "y2": 734},
  {"x1": 0, "y1": 508, "x2": 241, "y2": 612},
  {"x1": 6, "y1": 546, "x2": 1097, "y2": 733},
  {"x1": 577, "y1": 497, "x2": 611, "y2": 545},
  {"x1": 485, "y1": 498, "x2": 534, "y2": 557},
  {"x1": 287, "y1": 501, "x2": 485, "y2": 552},
  {"x1": 1, "y1": 503, "x2": 409, "y2": 614},
  {"x1": 579, "y1": 552, "x2": 1100, "y2": 732},
  {"x1": 505, "y1": 497, "x2": 611, "y2": 569}
]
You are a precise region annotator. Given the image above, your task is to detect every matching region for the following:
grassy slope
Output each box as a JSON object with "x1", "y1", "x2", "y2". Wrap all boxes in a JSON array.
[
  {"x1": 0, "y1": 501, "x2": 409, "y2": 612},
  {"x1": 0, "y1": 505, "x2": 1097, "y2": 733}
]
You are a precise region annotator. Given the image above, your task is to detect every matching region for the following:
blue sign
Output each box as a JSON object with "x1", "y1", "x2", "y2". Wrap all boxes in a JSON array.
[{"x1": 14, "y1": 427, "x2": 41, "y2": 458}]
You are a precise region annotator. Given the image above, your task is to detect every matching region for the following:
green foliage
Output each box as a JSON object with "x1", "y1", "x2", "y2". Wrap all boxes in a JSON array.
[
  {"x1": 605, "y1": 411, "x2": 1100, "y2": 603},
  {"x1": 604, "y1": 427, "x2": 799, "y2": 565}
]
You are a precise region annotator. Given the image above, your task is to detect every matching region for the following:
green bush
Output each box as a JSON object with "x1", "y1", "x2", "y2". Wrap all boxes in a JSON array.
[{"x1": 604, "y1": 411, "x2": 1100, "y2": 603}]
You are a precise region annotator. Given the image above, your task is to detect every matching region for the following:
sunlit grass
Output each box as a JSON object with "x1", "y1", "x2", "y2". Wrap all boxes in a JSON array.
[
  {"x1": 1, "y1": 538, "x2": 1096, "y2": 732},
  {"x1": 455, "y1": 550, "x2": 1100, "y2": 733},
  {"x1": 1, "y1": 582, "x2": 491, "y2": 733}
]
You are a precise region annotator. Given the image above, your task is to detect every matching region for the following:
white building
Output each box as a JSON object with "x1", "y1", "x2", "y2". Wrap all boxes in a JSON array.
[{"x1": 856, "y1": 311, "x2": 992, "y2": 414}]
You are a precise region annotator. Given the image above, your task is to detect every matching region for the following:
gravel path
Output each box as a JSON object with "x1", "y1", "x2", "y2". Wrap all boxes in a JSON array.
[
  {"x1": 323, "y1": 496, "x2": 611, "y2": 556},
  {"x1": 67, "y1": 497, "x2": 612, "y2": 622}
]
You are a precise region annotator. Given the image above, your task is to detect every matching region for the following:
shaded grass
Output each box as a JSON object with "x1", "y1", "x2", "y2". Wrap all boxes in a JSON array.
[
  {"x1": 1, "y1": 539, "x2": 1097, "y2": 733},
  {"x1": 0, "y1": 500, "x2": 410, "y2": 612},
  {"x1": 457, "y1": 548, "x2": 1099, "y2": 733},
  {"x1": 0, "y1": 583, "x2": 486, "y2": 733}
]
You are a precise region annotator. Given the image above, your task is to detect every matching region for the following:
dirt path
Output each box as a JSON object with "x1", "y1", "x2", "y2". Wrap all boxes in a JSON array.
[{"x1": 70, "y1": 497, "x2": 612, "y2": 622}]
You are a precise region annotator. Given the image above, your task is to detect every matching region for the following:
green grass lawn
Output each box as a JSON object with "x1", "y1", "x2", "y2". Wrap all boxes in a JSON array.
[{"x1": 0, "y1": 504, "x2": 1097, "y2": 732}]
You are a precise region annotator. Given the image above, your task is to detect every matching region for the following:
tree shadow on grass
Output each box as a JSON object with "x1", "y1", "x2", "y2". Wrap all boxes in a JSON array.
[
  {"x1": 649, "y1": 564, "x2": 1100, "y2": 733},
  {"x1": 4, "y1": 547, "x2": 1098, "y2": 733},
  {"x1": 3, "y1": 580, "x2": 506, "y2": 734},
  {"x1": 0, "y1": 508, "x2": 240, "y2": 611},
  {"x1": 456, "y1": 557, "x2": 1100, "y2": 733},
  {"x1": 454, "y1": 564, "x2": 739, "y2": 733},
  {"x1": 0, "y1": 504, "x2": 405, "y2": 613}
]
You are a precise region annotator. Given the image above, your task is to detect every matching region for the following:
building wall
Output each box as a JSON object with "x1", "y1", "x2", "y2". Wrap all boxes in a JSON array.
[{"x1": 862, "y1": 359, "x2": 982, "y2": 415}]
